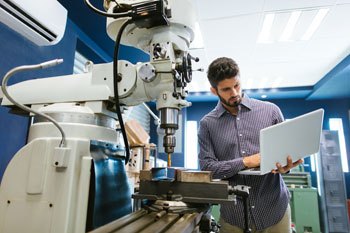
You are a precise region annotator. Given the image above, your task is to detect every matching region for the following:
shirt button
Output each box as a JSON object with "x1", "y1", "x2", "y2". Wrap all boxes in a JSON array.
[
  {"x1": 224, "y1": 175, "x2": 227, "y2": 178},
  {"x1": 251, "y1": 206, "x2": 255, "y2": 209},
  {"x1": 237, "y1": 117, "x2": 240, "y2": 120},
  {"x1": 242, "y1": 151, "x2": 246, "y2": 154},
  {"x1": 239, "y1": 134, "x2": 243, "y2": 137}
]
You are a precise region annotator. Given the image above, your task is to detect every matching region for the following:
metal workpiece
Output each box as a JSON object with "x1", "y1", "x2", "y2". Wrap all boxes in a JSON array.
[
  {"x1": 140, "y1": 167, "x2": 177, "y2": 181},
  {"x1": 140, "y1": 167, "x2": 212, "y2": 182},
  {"x1": 140, "y1": 168, "x2": 212, "y2": 183},
  {"x1": 177, "y1": 170, "x2": 213, "y2": 183}
]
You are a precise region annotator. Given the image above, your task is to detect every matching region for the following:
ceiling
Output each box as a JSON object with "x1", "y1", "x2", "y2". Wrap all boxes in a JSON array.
[{"x1": 58, "y1": 0, "x2": 350, "y2": 100}]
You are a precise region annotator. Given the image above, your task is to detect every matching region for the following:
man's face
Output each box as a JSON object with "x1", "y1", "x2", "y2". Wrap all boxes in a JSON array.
[{"x1": 210, "y1": 76, "x2": 242, "y2": 108}]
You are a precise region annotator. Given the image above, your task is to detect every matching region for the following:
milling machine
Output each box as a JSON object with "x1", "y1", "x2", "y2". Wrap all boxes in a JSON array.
[{"x1": 0, "y1": 1, "x2": 251, "y2": 232}]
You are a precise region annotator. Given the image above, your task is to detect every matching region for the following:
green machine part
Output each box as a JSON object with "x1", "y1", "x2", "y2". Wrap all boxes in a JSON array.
[
  {"x1": 289, "y1": 187, "x2": 321, "y2": 233},
  {"x1": 283, "y1": 170, "x2": 321, "y2": 233},
  {"x1": 210, "y1": 204, "x2": 220, "y2": 223}
]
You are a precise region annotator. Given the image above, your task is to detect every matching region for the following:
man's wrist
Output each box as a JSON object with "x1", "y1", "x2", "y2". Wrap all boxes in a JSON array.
[{"x1": 242, "y1": 157, "x2": 249, "y2": 168}]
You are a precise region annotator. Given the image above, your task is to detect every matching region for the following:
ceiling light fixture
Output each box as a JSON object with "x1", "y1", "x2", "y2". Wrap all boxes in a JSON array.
[
  {"x1": 301, "y1": 8, "x2": 329, "y2": 40},
  {"x1": 257, "y1": 13, "x2": 275, "y2": 43},
  {"x1": 261, "y1": 94, "x2": 267, "y2": 98},
  {"x1": 279, "y1": 11, "x2": 301, "y2": 41}
]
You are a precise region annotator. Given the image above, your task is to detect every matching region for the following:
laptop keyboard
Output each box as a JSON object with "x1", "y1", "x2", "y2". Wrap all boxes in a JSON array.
[{"x1": 251, "y1": 167, "x2": 261, "y2": 171}]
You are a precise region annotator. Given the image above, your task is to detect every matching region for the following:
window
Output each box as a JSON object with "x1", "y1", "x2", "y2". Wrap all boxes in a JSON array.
[
  {"x1": 329, "y1": 118, "x2": 349, "y2": 172},
  {"x1": 185, "y1": 121, "x2": 198, "y2": 169},
  {"x1": 73, "y1": 51, "x2": 89, "y2": 74},
  {"x1": 124, "y1": 105, "x2": 150, "y2": 134},
  {"x1": 310, "y1": 153, "x2": 317, "y2": 172}
]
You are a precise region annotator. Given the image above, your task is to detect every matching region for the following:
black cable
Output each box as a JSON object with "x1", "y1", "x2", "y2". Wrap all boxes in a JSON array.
[
  {"x1": 84, "y1": 0, "x2": 132, "y2": 18},
  {"x1": 84, "y1": 0, "x2": 133, "y2": 165},
  {"x1": 113, "y1": 19, "x2": 132, "y2": 165},
  {"x1": 112, "y1": 0, "x2": 122, "y2": 8}
]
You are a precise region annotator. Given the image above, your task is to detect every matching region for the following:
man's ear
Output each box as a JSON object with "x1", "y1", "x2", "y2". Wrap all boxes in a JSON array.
[{"x1": 210, "y1": 87, "x2": 218, "y2": 96}]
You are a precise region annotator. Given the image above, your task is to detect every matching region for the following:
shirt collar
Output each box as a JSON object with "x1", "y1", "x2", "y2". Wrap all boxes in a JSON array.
[
  {"x1": 241, "y1": 93, "x2": 252, "y2": 110},
  {"x1": 215, "y1": 93, "x2": 253, "y2": 117}
]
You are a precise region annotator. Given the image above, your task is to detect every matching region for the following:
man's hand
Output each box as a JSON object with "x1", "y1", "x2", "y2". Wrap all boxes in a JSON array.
[
  {"x1": 271, "y1": 156, "x2": 303, "y2": 174},
  {"x1": 243, "y1": 153, "x2": 260, "y2": 168}
]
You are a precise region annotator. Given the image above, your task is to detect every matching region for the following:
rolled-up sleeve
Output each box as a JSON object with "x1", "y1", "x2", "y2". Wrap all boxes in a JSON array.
[{"x1": 198, "y1": 119, "x2": 245, "y2": 179}]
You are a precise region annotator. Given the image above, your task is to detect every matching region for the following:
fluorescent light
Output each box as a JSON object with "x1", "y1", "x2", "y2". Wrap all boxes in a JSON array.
[
  {"x1": 261, "y1": 94, "x2": 267, "y2": 98},
  {"x1": 316, "y1": 151, "x2": 321, "y2": 196},
  {"x1": 329, "y1": 118, "x2": 349, "y2": 172},
  {"x1": 279, "y1": 11, "x2": 301, "y2": 41},
  {"x1": 257, "y1": 13, "x2": 275, "y2": 43},
  {"x1": 185, "y1": 121, "x2": 198, "y2": 169},
  {"x1": 310, "y1": 153, "x2": 316, "y2": 172},
  {"x1": 302, "y1": 8, "x2": 329, "y2": 40}
]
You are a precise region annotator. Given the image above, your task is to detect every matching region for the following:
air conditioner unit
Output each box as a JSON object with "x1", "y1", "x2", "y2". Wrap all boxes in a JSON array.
[{"x1": 0, "y1": 0, "x2": 67, "y2": 46}]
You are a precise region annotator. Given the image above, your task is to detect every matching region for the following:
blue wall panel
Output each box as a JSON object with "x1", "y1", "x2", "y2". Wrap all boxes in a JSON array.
[{"x1": 0, "y1": 20, "x2": 76, "y2": 182}]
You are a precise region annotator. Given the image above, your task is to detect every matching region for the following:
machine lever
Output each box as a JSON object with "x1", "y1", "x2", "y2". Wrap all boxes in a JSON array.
[{"x1": 229, "y1": 185, "x2": 251, "y2": 233}]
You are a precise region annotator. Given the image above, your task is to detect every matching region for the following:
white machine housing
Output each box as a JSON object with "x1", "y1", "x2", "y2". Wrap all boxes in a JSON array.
[
  {"x1": 106, "y1": 0, "x2": 196, "y2": 54},
  {"x1": 0, "y1": 0, "x2": 67, "y2": 46}
]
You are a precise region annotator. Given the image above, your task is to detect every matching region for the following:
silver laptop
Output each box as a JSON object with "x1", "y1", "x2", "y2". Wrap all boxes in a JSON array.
[{"x1": 239, "y1": 108, "x2": 324, "y2": 175}]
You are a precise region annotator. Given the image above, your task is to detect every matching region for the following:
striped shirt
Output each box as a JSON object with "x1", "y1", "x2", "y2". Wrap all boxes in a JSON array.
[{"x1": 198, "y1": 93, "x2": 290, "y2": 230}]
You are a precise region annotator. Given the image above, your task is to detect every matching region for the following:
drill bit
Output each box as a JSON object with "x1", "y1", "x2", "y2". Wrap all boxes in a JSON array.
[{"x1": 168, "y1": 153, "x2": 171, "y2": 167}]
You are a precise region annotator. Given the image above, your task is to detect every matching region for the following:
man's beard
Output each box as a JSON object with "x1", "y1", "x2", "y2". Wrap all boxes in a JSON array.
[{"x1": 218, "y1": 93, "x2": 242, "y2": 107}]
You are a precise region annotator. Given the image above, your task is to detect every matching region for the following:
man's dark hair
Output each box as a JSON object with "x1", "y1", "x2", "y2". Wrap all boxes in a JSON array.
[{"x1": 207, "y1": 57, "x2": 240, "y2": 89}]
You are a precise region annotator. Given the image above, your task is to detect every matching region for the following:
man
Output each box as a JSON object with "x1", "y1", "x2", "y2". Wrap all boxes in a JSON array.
[{"x1": 198, "y1": 57, "x2": 302, "y2": 233}]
